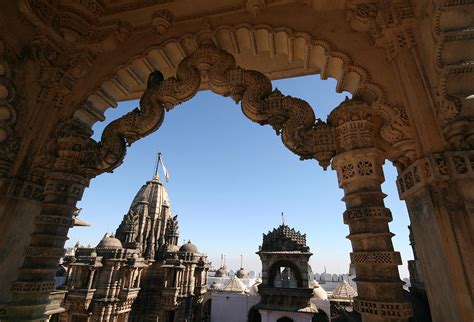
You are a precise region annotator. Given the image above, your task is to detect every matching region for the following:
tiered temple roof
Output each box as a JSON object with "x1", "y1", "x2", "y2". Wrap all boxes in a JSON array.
[
  {"x1": 260, "y1": 224, "x2": 309, "y2": 252},
  {"x1": 330, "y1": 280, "x2": 357, "y2": 300}
]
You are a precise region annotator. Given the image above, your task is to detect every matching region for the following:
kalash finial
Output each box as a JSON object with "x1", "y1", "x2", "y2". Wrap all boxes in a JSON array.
[{"x1": 281, "y1": 211, "x2": 286, "y2": 226}]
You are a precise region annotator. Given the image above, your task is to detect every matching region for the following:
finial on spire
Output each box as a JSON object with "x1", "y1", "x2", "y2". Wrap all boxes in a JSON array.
[
  {"x1": 153, "y1": 151, "x2": 170, "y2": 182},
  {"x1": 281, "y1": 211, "x2": 285, "y2": 226},
  {"x1": 240, "y1": 254, "x2": 243, "y2": 268}
]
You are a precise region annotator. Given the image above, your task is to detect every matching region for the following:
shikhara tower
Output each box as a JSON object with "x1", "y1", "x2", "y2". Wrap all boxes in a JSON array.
[
  {"x1": 61, "y1": 155, "x2": 210, "y2": 322},
  {"x1": 115, "y1": 174, "x2": 173, "y2": 260}
]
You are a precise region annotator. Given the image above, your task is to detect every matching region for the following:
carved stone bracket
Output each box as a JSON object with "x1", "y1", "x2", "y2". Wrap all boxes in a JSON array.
[
  {"x1": 397, "y1": 150, "x2": 474, "y2": 199},
  {"x1": 347, "y1": 0, "x2": 416, "y2": 58}
]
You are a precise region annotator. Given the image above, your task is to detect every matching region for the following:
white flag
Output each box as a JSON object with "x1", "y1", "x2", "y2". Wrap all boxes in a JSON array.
[{"x1": 159, "y1": 157, "x2": 170, "y2": 182}]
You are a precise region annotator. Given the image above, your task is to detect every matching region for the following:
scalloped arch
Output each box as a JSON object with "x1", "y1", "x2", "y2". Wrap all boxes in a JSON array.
[{"x1": 73, "y1": 24, "x2": 413, "y2": 162}]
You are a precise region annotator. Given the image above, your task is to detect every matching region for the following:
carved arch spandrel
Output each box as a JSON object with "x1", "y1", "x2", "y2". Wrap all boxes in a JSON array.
[{"x1": 73, "y1": 24, "x2": 415, "y2": 168}]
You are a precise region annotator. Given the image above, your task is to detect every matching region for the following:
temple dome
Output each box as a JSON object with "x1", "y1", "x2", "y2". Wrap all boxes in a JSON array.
[
  {"x1": 214, "y1": 266, "x2": 229, "y2": 277},
  {"x1": 130, "y1": 177, "x2": 170, "y2": 212},
  {"x1": 179, "y1": 240, "x2": 198, "y2": 253},
  {"x1": 236, "y1": 267, "x2": 248, "y2": 279},
  {"x1": 97, "y1": 233, "x2": 123, "y2": 249}
]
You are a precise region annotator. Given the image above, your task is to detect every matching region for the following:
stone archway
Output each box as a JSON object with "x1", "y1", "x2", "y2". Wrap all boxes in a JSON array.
[
  {"x1": 5, "y1": 43, "x2": 411, "y2": 322},
  {"x1": 1, "y1": 2, "x2": 472, "y2": 322}
]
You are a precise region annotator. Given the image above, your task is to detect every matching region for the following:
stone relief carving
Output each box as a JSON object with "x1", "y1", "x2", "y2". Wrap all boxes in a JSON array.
[
  {"x1": 348, "y1": 0, "x2": 473, "y2": 150},
  {"x1": 19, "y1": 0, "x2": 131, "y2": 54},
  {"x1": 397, "y1": 151, "x2": 474, "y2": 199},
  {"x1": 0, "y1": 41, "x2": 19, "y2": 177}
]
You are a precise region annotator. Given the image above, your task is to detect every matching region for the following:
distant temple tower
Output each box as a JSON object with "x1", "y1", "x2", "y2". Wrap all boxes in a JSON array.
[
  {"x1": 115, "y1": 159, "x2": 172, "y2": 259},
  {"x1": 115, "y1": 154, "x2": 210, "y2": 321},
  {"x1": 255, "y1": 223, "x2": 317, "y2": 322}
]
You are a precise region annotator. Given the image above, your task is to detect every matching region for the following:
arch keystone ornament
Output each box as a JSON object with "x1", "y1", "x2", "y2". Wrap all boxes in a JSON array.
[{"x1": 329, "y1": 98, "x2": 413, "y2": 321}]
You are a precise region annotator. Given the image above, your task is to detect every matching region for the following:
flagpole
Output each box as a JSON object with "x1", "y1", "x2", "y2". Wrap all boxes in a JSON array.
[{"x1": 153, "y1": 152, "x2": 161, "y2": 179}]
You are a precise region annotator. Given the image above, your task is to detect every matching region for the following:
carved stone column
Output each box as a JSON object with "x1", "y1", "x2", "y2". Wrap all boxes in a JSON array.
[
  {"x1": 0, "y1": 179, "x2": 44, "y2": 319},
  {"x1": 5, "y1": 127, "x2": 98, "y2": 321},
  {"x1": 329, "y1": 99, "x2": 412, "y2": 322},
  {"x1": 398, "y1": 152, "x2": 474, "y2": 321}
]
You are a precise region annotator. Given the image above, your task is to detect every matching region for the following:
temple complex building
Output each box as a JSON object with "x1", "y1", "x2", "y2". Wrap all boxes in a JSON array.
[
  {"x1": 0, "y1": 1, "x2": 473, "y2": 321},
  {"x1": 253, "y1": 224, "x2": 328, "y2": 322},
  {"x1": 60, "y1": 234, "x2": 147, "y2": 321},
  {"x1": 60, "y1": 164, "x2": 210, "y2": 321}
]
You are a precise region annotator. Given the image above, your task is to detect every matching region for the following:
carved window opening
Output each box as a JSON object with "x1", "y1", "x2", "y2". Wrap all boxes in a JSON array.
[{"x1": 268, "y1": 260, "x2": 302, "y2": 288}]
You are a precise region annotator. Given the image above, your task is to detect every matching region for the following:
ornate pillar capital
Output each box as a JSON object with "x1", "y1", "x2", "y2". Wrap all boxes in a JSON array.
[{"x1": 328, "y1": 98, "x2": 380, "y2": 154}]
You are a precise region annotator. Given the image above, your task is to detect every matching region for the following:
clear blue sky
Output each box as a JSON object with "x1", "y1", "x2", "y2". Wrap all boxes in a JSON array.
[{"x1": 67, "y1": 75, "x2": 413, "y2": 278}]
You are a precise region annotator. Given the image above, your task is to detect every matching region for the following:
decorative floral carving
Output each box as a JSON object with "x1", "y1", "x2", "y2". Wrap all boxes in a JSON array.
[
  {"x1": 357, "y1": 160, "x2": 373, "y2": 176},
  {"x1": 341, "y1": 163, "x2": 355, "y2": 180}
]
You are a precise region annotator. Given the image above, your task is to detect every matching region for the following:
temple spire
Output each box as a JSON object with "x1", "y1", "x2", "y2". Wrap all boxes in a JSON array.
[{"x1": 281, "y1": 211, "x2": 285, "y2": 226}]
